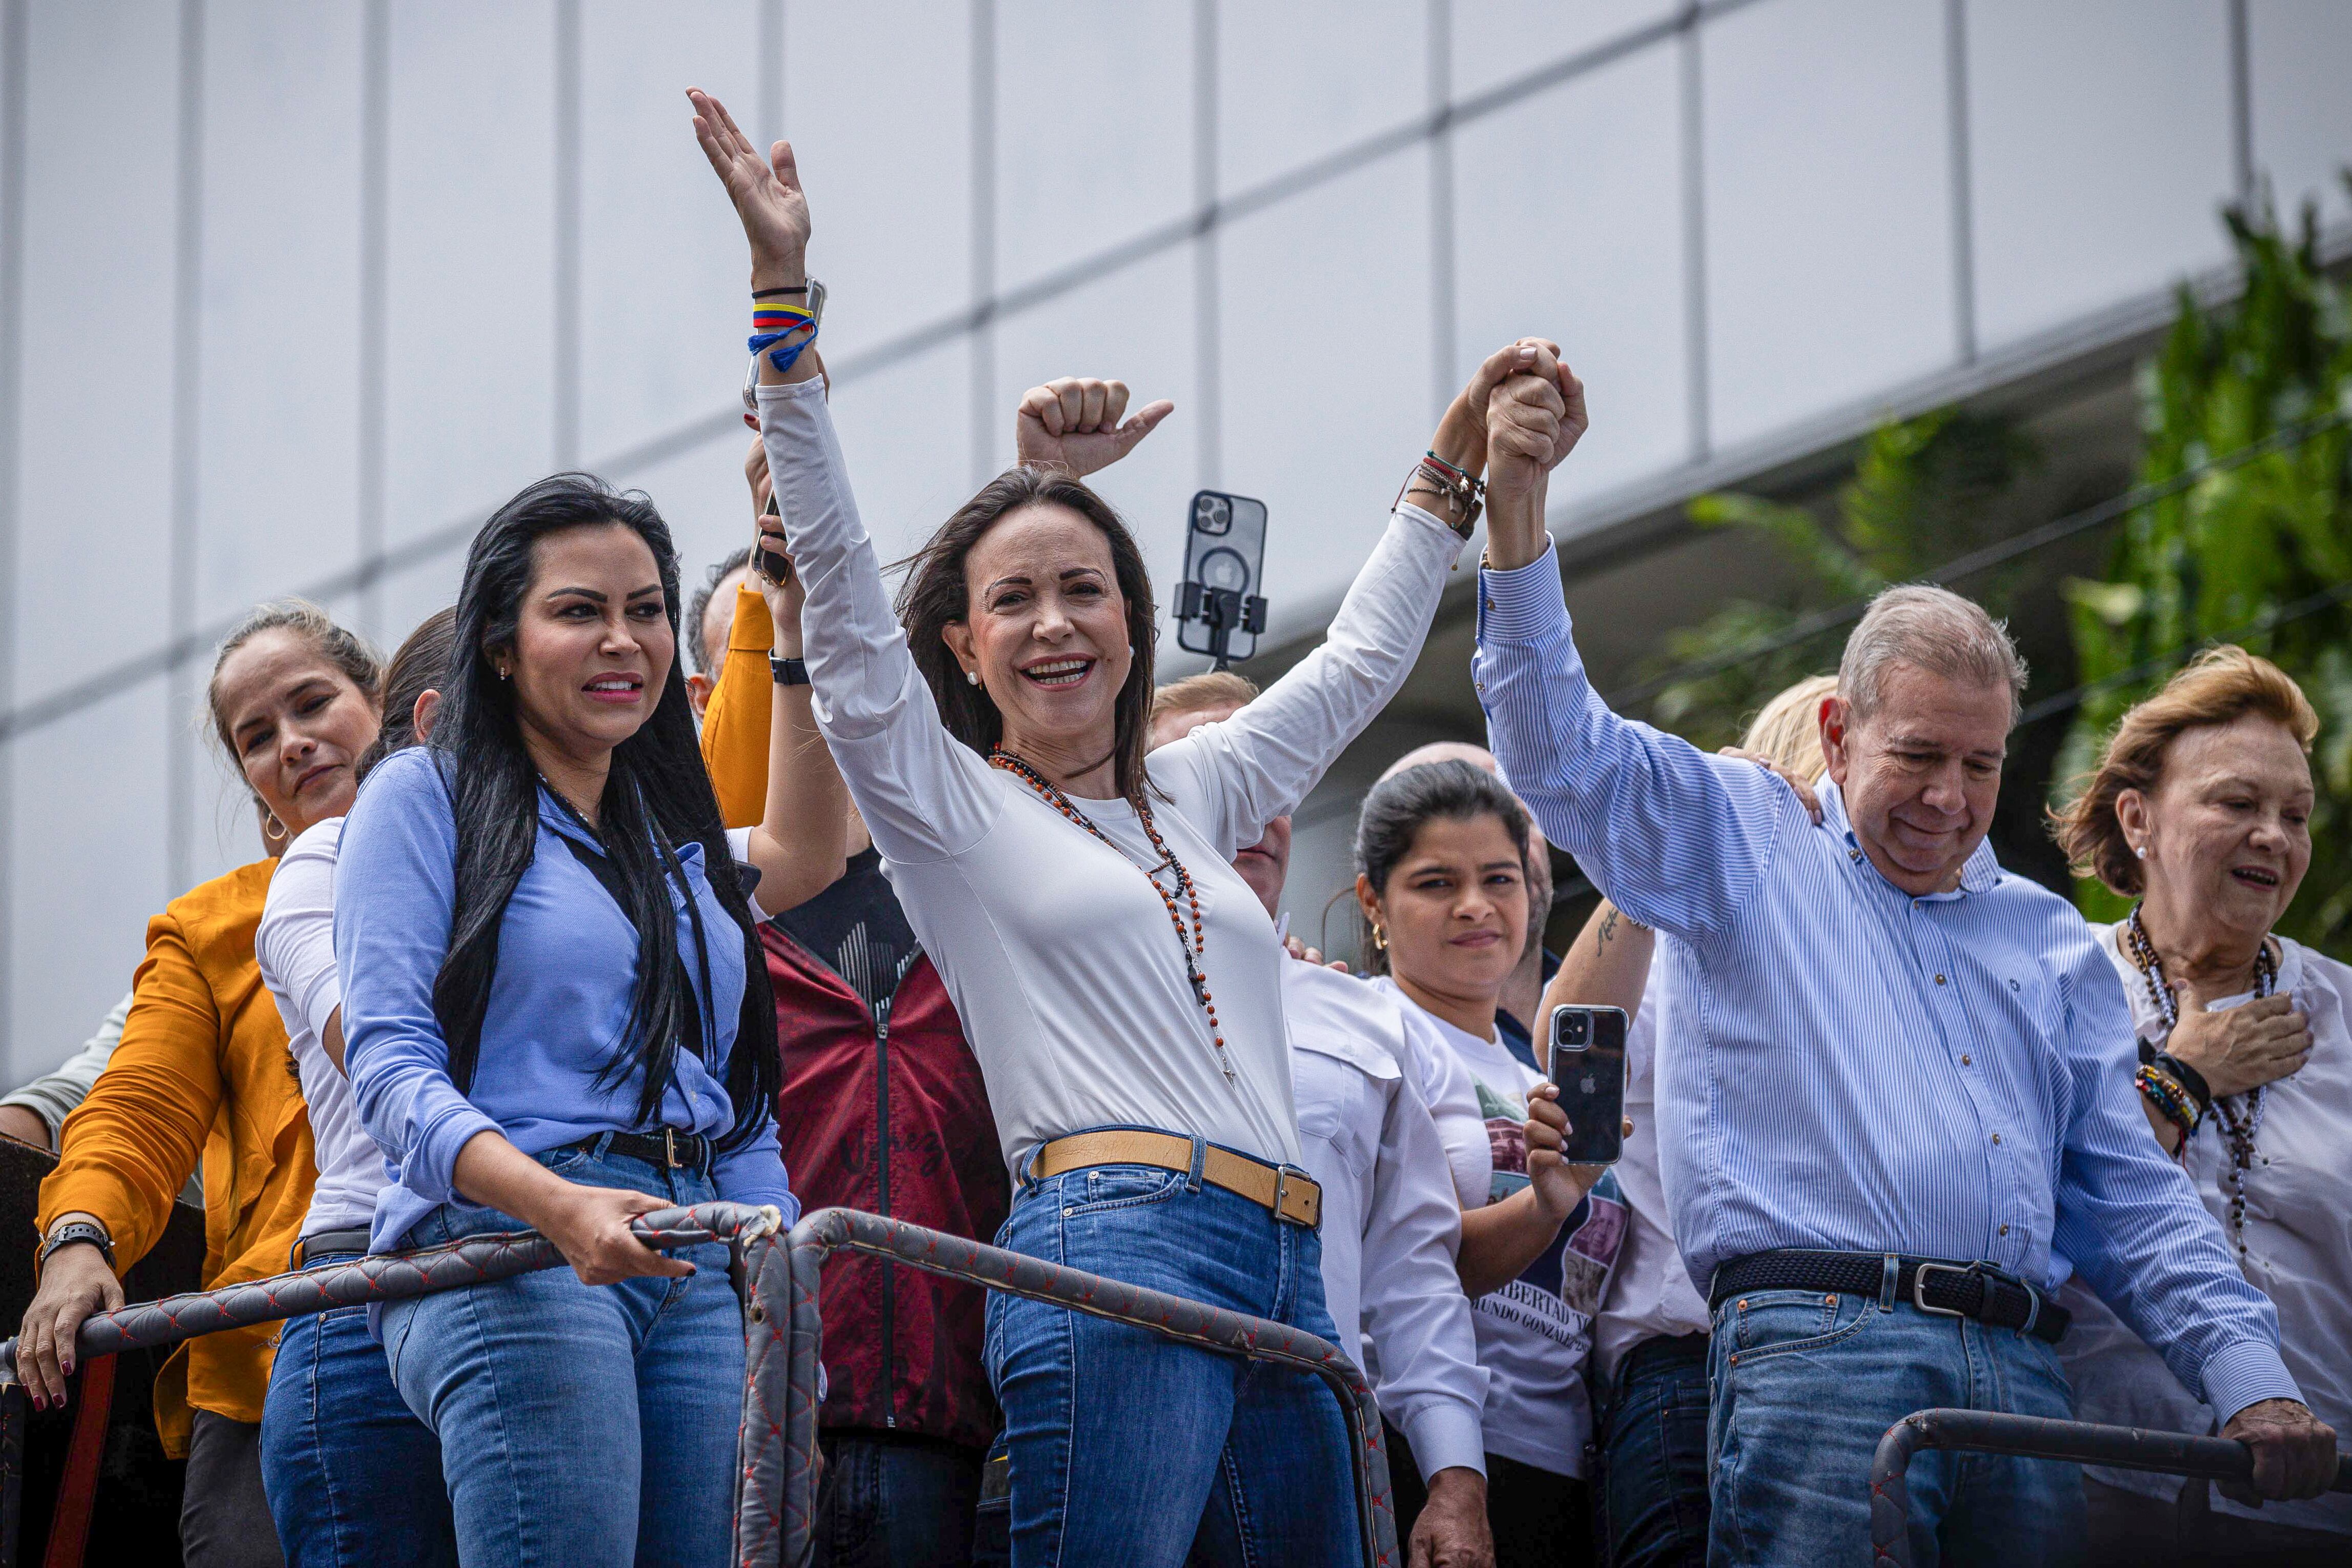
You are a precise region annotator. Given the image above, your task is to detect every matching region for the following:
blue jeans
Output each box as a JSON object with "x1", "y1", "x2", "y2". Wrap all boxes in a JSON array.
[
  {"x1": 258, "y1": 1251, "x2": 456, "y2": 1568},
  {"x1": 814, "y1": 1430, "x2": 982, "y2": 1567},
  {"x1": 985, "y1": 1138, "x2": 1355, "y2": 1567},
  {"x1": 1597, "y1": 1333, "x2": 1711, "y2": 1568},
  {"x1": 381, "y1": 1142, "x2": 743, "y2": 1568},
  {"x1": 1705, "y1": 1289, "x2": 2084, "y2": 1567}
]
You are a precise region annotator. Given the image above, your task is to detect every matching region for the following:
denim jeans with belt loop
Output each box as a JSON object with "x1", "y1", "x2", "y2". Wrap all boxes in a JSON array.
[
  {"x1": 983, "y1": 1127, "x2": 1355, "y2": 1567},
  {"x1": 380, "y1": 1137, "x2": 743, "y2": 1568},
  {"x1": 258, "y1": 1247, "x2": 456, "y2": 1568},
  {"x1": 1704, "y1": 1286, "x2": 2083, "y2": 1567}
]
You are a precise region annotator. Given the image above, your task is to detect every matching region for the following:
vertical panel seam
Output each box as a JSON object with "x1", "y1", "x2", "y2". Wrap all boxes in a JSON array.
[
  {"x1": 167, "y1": 0, "x2": 207, "y2": 895},
  {"x1": 1193, "y1": 0, "x2": 1219, "y2": 484},
  {"x1": 971, "y1": 0, "x2": 996, "y2": 488},
  {"x1": 553, "y1": 0, "x2": 581, "y2": 469},
  {"x1": 1679, "y1": 2, "x2": 1710, "y2": 463},
  {"x1": 1428, "y1": 0, "x2": 1454, "y2": 428},
  {"x1": 1946, "y1": 0, "x2": 1976, "y2": 365},
  {"x1": 0, "y1": 0, "x2": 28, "y2": 1052},
  {"x1": 2226, "y1": 0, "x2": 2253, "y2": 208},
  {"x1": 358, "y1": 0, "x2": 390, "y2": 637}
]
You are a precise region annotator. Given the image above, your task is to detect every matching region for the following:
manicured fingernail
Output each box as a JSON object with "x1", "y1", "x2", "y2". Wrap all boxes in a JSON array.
[
  {"x1": 31, "y1": 1395, "x2": 43, "y2": 1410},
  {"x1": 59, "y1": 1359, "x2": 72, "y2": 1375}
]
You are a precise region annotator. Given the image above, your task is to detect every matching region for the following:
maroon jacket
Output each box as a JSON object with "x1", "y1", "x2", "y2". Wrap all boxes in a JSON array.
[{"x1": 763, "y1": 855, "x2": 1008, "y2": 1451}]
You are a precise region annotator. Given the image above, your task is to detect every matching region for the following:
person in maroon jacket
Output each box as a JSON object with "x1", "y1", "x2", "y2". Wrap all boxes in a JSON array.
[{"x1": 709, "y1": 372, "x2": 1174, "y2": 1563}]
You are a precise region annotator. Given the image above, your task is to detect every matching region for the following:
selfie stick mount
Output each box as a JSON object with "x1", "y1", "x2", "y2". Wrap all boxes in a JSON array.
[{"x1": 1175, "y1": 580, "x2": 1267, "y2": 672}]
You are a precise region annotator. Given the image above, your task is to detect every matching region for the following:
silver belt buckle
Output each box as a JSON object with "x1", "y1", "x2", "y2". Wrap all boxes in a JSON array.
[{"x1": 1911, "y1": 1260, "x2": 1974, "y2": 1317}]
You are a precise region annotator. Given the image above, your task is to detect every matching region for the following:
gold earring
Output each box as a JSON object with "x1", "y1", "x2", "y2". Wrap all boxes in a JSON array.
[
  {"x1": 263, "y1": 812, "x2": 290, "y2": 844},
  {"x1": 1371, "y1": 922, "x2": 1387, "y2": 951}
]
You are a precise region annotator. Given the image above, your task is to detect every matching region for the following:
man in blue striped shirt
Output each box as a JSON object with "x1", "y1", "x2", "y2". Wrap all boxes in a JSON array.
[{"x1": 1465, "y1": 355, "x2": 2336, "y2": 1564}]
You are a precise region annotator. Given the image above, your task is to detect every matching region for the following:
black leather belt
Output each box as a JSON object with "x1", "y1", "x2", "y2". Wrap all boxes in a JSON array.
[
  {"x1": 567, "y1": 1128, "x2": 712, "y2": 1171},
  {"x1": 1708, "y1": 1249, "x2": 2069, "y2": 1344}
]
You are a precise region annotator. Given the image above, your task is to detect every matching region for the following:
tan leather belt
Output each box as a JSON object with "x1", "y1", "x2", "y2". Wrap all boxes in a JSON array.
[{"x1": 1031, "y1": 1130, "x2": 1322, "y2": 1230}]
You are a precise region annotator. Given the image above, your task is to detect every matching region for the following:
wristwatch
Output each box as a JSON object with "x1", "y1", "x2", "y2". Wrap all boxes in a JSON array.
[
  {"x1": 743, "y1": 277, "x2": 828, "y2": 421},
  {"x1": 770, "y1": 654, "x2": 810, "y2": 687},
  {"x1": 39, "y1": 1220, "x2": 114, "y2": 1271}
]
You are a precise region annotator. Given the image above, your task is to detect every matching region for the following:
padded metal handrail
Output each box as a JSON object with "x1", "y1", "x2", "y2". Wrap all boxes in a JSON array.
[
  {"x1": 0, "y1": 1203, "x2": 1397, "y2": 1568},
  {"x1": 783, "y1": 1207, "x2": 1398, "y2": 1567},
  {"x1": 0, "y1": 1202, "x2": 795, "y2": 1568},
  {"x1": 1868, "y1": 1407, "x2": 2352, "y2": 1566}
]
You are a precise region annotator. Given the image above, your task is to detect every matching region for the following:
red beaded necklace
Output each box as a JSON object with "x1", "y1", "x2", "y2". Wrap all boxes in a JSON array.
[{"x1": 989, "y1": 747, "x2": 1234, "y2": 1082}]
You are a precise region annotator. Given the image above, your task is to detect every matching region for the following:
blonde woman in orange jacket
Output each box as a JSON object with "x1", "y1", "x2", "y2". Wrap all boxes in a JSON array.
[{"x1": 19, "y1": 600, "x2": 383, "y2": 1568}]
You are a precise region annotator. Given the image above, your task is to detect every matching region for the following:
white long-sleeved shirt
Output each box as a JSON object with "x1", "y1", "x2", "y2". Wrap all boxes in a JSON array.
[
  {"x1": 2059, "y1": 928, "x2": 2352, "y2": 1537},
  {"x1": 254, "y1": 818, "x2": 389, "y2": 1238},
  {"x1": 1592, "y1": 956, "x2": 1712, "y2": 1381},
  {"x1": 1284, "y1": 961, "x2": 1487, "y2": 1479},
  {"x1": 757, "y1": 376, "x2": 1461, "y2": 1173},
  {"x1": 1, "y1": 992, "x2": 132, "y2": 1144}
]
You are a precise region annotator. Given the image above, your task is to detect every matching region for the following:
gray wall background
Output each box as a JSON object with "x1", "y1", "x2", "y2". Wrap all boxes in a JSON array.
[{"x1": 0, "y1": 0, "x2": 2347, "y2": 1078}]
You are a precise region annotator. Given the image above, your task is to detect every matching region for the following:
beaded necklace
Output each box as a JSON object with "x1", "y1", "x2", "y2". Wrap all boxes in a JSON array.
[
  {"x1": 989, "y1": 748, "x2": 1234, "y2": 1083},
  {"x1": 2123, "y1": 905, "x2": 2277, "y2": 1261}
]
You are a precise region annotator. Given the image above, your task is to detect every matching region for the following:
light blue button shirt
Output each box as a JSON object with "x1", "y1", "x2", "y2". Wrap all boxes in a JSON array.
[{"x1": 1471, "y1": 539, "x2": 2297, "y2": 1422}]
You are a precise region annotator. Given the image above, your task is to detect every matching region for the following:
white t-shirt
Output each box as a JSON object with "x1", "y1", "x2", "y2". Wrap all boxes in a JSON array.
[
  {"x1": 1593, "y1": 955, "x2": 1713, "y2": 1381},
  {"x1": 1373, "y1": 978, "x2": 1626, "y2": 1478},
  {"x1": 1285, "y1": 961, "x2": 1489, "y2": 1479},
  {"x1": 254, "y1": 817, "x2": 388, "y2": 1239},
  {"x1": 2058, "y1": 927, "x2": 2352, "y2": 1537},
  {"x1": 759, "y1": 375, "x2": 1461, "y2": 1175}
]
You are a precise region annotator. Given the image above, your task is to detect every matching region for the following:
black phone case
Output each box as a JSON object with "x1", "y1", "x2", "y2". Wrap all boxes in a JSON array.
[{"x1": 1549, "y1": 1008, "x2": 1628, "y2": 1164}]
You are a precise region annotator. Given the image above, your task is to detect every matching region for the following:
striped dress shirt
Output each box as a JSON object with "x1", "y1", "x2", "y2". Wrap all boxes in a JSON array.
[{"x1": 1471, "y1": 540, "x2": 2298, "y2": 1423}]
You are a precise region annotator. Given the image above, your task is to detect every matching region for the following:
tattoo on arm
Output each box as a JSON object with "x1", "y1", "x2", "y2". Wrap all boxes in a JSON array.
[{"x1": 1597, "y1": 909, "x2": 1618, "y2": 950}]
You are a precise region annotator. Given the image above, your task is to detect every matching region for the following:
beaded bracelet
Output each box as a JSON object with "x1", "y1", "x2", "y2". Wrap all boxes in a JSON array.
[
  {"x1": 2135, "y1": 1062, "x2": 2201, "y2": 1146},
  {"x1": 2152, "y1": 1050, "x2": 2212, "y2": 1115}
]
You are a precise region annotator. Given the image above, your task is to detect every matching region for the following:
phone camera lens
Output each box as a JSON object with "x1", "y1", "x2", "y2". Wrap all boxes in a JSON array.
[{"x1": 1564, "y1": 1015, "x2": 1588, "y2": 1042}]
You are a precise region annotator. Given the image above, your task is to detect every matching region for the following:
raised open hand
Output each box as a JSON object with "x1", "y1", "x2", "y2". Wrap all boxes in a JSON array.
[
  {"x1": 687, "y1": 87, "x2": 808, "y2": 283},
  {"x1": 1015, "y1": 378, "x2": 1174, "y2": 478}
]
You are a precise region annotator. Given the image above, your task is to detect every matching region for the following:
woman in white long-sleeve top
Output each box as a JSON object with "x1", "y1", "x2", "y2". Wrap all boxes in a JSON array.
[{"x1": 688, "y1": 87, "x2": 1572, "y2": 1566}]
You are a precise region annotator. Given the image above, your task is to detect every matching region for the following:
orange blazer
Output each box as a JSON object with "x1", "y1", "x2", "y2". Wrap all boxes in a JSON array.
[{"x1": 39, "y1": 857, "x2": 315, "y2": 1455}]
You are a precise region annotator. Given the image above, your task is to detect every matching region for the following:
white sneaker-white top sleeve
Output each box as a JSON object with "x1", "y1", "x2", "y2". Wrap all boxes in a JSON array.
[{"x1": 757, "y1": 376, "x2": 1462, "y2": 1175}]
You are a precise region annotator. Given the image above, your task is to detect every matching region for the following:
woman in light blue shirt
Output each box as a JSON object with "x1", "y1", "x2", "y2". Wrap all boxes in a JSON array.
[{"x1": 336, "y1": 474, "x2": 793, "y2": 1568}]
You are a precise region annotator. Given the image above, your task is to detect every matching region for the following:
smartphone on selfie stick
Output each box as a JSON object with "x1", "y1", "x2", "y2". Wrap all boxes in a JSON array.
[
  {"x1": 1547, "y1": 1005, "x2": 1628, "y2": 1164},
  {"x1": 1175, "y1": 490, "x2": 1268, "y2": 670}
]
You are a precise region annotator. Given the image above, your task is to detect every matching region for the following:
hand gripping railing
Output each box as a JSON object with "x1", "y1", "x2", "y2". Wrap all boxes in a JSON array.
[
  {"x1": 0, "y1": 1202, "x2": 797, "y2": 1568},
  {"x1": 0, "y1": 1202, "x2": 1397, "y2": 1568},
  {"x1": 1868, "y1": 1408, "x2": 2352, "y2": 1566},
  {"x1": 783, "y1": 1207, "x2": 1399, "y2": 1568}
]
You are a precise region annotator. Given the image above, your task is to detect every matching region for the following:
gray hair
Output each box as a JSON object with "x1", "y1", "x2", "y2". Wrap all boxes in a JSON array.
[{"x1": 1838, "y1": 584, "x2": 2025, "y2": 726}]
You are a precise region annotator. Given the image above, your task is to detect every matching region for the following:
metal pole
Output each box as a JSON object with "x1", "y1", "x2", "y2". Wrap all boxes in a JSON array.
[{"x1": 1868, "y1": 1408, "x2": 2352, "y2": 1567}]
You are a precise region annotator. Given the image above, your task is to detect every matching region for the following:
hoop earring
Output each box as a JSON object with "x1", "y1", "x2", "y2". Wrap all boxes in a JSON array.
[
  {"x1": 262, "y1": 812, "x2": 290, "y2": 845},
  {"x1": 1371, "y1": 922, "x2": 1387, "y2": 951}
]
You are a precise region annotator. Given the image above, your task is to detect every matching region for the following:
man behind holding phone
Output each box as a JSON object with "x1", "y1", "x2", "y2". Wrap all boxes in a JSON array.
[{"x1": 1465, "y1": 354, "x2": 2336, "y2": 1565}]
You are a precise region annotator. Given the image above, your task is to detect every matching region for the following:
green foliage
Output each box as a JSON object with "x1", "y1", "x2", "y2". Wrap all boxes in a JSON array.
[
  {"x1": 1646, "y1": 410, "x2": 2036, "y2": 749},
  {"x1": 2057, "y1": 189, "x2": 2352, "y2": 951}
]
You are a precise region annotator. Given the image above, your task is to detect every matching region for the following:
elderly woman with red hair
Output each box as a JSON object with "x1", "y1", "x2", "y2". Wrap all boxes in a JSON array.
[{"x1": 2052, "y1": 646, "x2": 2348, "y2": 1566}]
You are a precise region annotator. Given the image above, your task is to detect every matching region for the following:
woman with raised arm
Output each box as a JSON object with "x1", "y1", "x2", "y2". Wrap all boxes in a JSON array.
[{"x1": 689, "y1": 86, "x2": 1575, "y2": 1564}]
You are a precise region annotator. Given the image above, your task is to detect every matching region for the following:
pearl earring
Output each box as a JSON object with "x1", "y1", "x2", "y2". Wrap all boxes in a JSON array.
[
  {"x1": 966, "y1": 670, "x2": 980, "y2": 687},
  {"x1": 2134, "y1": 845, "x2": 2147, "y2": 859}
]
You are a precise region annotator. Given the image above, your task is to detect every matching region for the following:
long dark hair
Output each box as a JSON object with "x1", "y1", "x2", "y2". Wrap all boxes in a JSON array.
[
  {"x1": 1352, "y1": 759, "x2": 1531, "y2": 977},
  {"x1": 895, "y1": 467, "x2": 1160, "y2": 806},
  {"x1": 429, "y1": 473, "x2": 779, "y2": 1147},
  {"x1": 356, "y1": 607, "x2": 458, "y2": 784}
]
